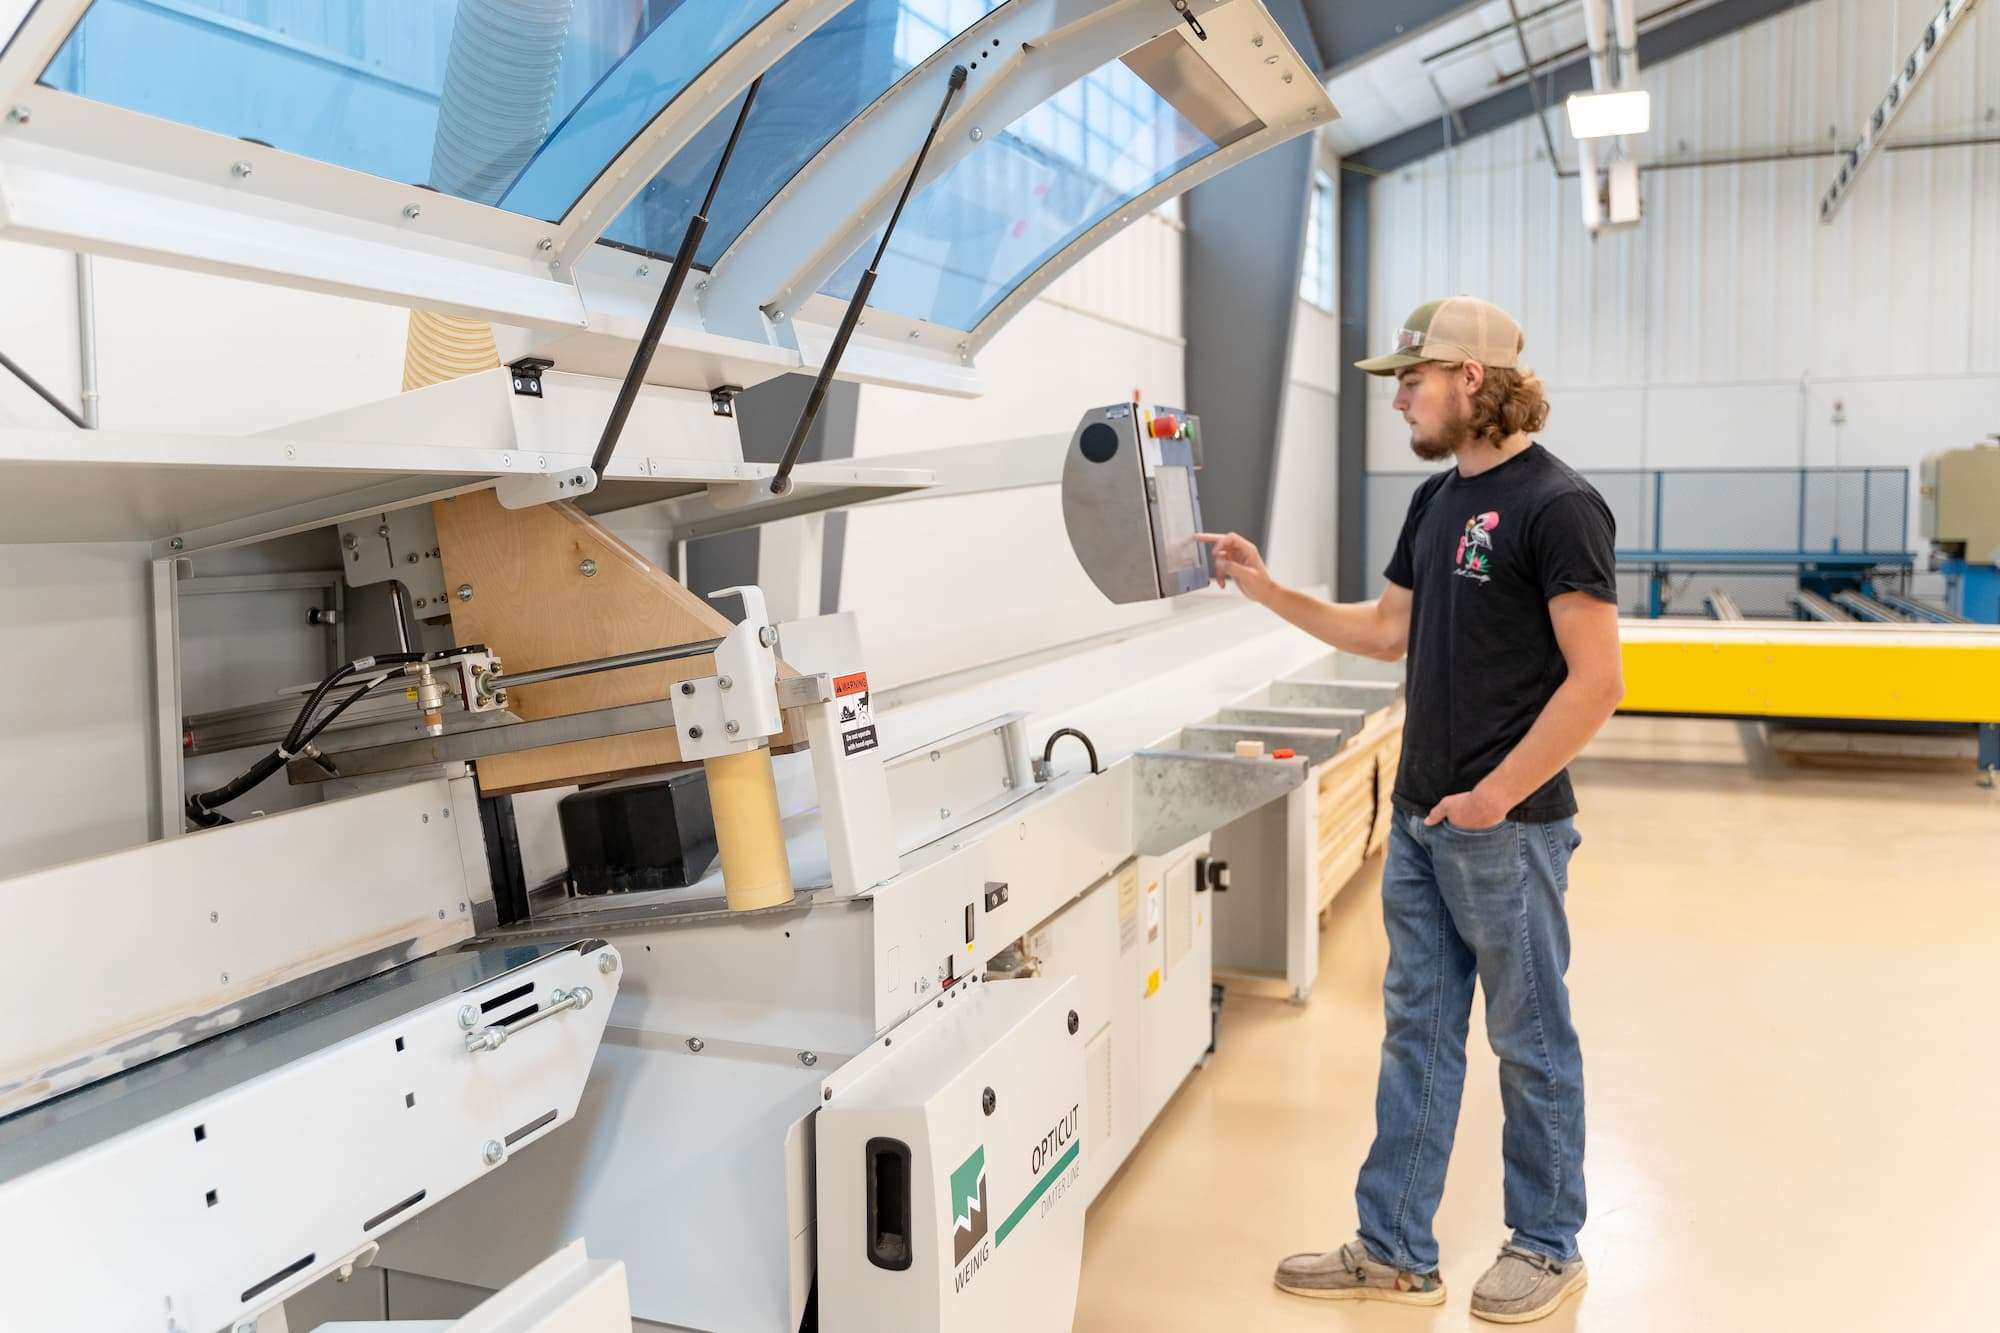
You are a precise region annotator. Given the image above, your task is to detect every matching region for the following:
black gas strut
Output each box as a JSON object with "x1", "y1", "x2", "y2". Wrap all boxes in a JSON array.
[
  {"x1": 769, "y1": 65, "x2": 968, "y2": 496},
  {"x1": 590, "y1": 77, "x2": 765, "y2": 483}
]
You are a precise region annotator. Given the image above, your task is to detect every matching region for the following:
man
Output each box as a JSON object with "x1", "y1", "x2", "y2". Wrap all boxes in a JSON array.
[{"x1": 1198, "y1": 297, "x2": 1623, "y2": 1324}]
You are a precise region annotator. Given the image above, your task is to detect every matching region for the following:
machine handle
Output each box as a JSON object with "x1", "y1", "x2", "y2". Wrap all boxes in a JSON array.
[{"x1": 465, "y1": 985, "x2": 593, "y2": 1054}]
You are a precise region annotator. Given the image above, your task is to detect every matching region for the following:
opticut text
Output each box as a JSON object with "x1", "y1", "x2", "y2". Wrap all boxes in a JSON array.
[{"x1": 1031, "y1": 1105, "x2": 1080, "y2": 1175}]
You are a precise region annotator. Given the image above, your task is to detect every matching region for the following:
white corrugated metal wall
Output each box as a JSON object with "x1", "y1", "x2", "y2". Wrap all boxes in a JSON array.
[{"x1": 1363, "y1": 0, "x2": 2000, "y2": 592}]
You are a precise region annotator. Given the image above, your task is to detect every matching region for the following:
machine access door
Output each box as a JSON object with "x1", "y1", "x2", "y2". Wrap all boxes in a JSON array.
[{"x1": 816, "y1": 976, "x2": 1086, "y2": 1333}]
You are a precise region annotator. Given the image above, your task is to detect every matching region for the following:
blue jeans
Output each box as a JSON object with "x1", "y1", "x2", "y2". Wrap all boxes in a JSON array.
[{"x1": 1354, "y1": 812, "x2": 1586, "y2": 1272}]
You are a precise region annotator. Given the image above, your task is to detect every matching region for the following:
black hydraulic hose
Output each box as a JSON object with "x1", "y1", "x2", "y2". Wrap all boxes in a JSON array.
[
  {"x1": 590, "y1": 75, "x2": 763, "y2": 482},
  {"x1": 1042, "y1": 727, "x2": 1101, "y2": 775},
  {"x1": 0, "y1": 348, "x2": 88, "y2": 429},
  {"x1": 298, "y1": 678, "x2": 386, "y2": 750},
  {"x1": 771, "y1": 65, "x2": 968, "y2": 495},
  {"x1": 187, "y1": 653, "x2": 427, "y2": 827}
]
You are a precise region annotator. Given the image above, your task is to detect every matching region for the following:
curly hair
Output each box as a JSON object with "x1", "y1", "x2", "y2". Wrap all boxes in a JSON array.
[{"x1": 1464, "y1": 366, "x2": 1551, "y2": 447}]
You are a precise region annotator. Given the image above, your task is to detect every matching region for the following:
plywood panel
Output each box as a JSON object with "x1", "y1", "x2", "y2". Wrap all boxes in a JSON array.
[{"x1": 434, "y1": 489, "x2": 802, "y2": 794}]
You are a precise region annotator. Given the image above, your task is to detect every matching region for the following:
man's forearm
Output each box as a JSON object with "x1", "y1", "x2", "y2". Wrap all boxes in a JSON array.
[
  {"x1": 1473, "y1": 673, "x2": 1622, "y2": 812},
  {"x1": 1262, "y1": 585, "x2": 1405, "y2": 661}
]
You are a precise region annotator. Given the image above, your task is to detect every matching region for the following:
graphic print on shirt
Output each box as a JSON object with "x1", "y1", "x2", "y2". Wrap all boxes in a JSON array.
[{"x1": 1454, "y1": 511, "x2": 1501, "y2": 583}]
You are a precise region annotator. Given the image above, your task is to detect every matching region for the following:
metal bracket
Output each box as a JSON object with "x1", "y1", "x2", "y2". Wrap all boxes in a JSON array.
[
  {"x1": 337, "y1": 508, "x2": 447, "y2": 614},
  {"x1": 710, "y1": 384, "x2": 743, "y2": 418},
  {"x1": 493, "y1": 464, "x2": 598, "y2": 510},
  {"x1": 507, "y1": 356, "x2": 555, "y2": 398}
]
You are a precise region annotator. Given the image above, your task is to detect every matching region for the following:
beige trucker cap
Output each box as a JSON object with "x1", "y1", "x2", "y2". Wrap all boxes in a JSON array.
[{"x1": 1356, "y1": 296, "x2": 1524, "y2": 375}]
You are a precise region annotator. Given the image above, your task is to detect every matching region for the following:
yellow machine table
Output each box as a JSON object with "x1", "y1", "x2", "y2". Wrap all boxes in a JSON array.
[{"x1": 1617, "y1": 619, "x2": 2000, "y2": 780}]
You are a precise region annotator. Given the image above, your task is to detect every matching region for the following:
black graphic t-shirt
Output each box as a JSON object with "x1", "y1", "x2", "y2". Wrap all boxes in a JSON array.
[{"x1": 1384, "y1": 443, "x2": 1618, "y2": 823}]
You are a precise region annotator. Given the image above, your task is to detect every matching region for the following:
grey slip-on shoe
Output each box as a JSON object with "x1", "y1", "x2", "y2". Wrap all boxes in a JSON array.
[
  {"x1": 1274, "y1": 1238, "x2": 1446, "y2": 1306},
  {"x1": 1470, "y1": 1244, "x2": 1588, "y2": 1323}
]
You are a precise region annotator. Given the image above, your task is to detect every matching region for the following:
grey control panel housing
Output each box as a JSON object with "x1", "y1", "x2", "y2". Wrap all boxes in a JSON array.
[{"x1": 1061, "y1": 403, "x2": 1211, "y2": 604}]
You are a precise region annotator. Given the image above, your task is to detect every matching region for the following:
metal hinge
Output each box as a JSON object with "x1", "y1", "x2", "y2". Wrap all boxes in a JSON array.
[
  {"x1": 508, "y1": 356, "x2": 555, "y2": 397},
  {"x1": 710, "y1": 384, "x2": 743, "y2": 418}
]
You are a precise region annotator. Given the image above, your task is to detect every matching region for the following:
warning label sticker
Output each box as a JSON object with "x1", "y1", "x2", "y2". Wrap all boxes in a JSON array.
[
  {"x1": 834, "y1": 671, "x2": 869, "y2": 698},
  {"x1": 839, "y1": 688, "x2": 878, "y2": 756},
  {"x1": 1117, "y1": 866, "x2": 1139, "y2": 955}
]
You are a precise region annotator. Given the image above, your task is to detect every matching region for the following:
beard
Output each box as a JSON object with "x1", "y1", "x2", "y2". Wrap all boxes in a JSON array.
[{"x1": 1407, "y1": 394, "x2": 1473, "y2": 462}]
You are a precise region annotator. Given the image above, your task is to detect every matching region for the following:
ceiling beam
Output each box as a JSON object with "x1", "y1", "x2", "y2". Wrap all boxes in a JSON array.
[
  {"x1": 1344, "y1": 0, "x2": 1818, "y2": 175},
  {"x1": 1304, "y1": 0, "x2": 1485, "y2": 78}
]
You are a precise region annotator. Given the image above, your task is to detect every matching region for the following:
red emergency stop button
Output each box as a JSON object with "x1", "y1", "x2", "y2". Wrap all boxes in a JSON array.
[{"x1": 1150, "y1": 413, "x2": 1180, "y2": 438}]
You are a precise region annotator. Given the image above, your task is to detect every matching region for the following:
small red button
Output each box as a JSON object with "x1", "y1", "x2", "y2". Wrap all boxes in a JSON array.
[
  {"x1": 1150, "y1": 413, "x2": 1180, "y2": 438},
  {"x1": 1271, "y1": 748, "x2": 1297, "y2": 760}
]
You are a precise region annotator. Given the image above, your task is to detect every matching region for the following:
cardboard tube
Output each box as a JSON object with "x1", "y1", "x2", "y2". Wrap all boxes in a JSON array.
[{"x1": 704, "y1": 748, "x2": 795, "y2": 911}]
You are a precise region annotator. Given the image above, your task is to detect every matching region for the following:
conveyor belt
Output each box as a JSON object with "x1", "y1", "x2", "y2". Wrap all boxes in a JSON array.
[
  {"x1": 1791, "y1": 591, "x2": 1853, "y2": 622},
  {"x1": 1833, "y1": 590, "x2": 1905, "y2": 622},
  {"x1": 1877, "y1": 591, "x2": 1970, "y2": 624}
]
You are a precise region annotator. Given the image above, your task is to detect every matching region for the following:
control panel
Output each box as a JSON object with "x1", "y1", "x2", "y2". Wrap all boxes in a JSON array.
[{"x1": 1061, "y1": 403, "x2": 1211, "y2": 604}]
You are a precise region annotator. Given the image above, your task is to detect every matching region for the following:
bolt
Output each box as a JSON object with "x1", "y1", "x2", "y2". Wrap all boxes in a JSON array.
[
  {"x1": 758, "y1": 626, "x2": 776, "y2": 648},
  {"x1": 799, "y1": 1050, "x2": 818, "y2": 1068},
  {"x1": 437, "y1": 909, "x2": 446, "y2": 920},
  {"x1": 579, "y1": 559, "x2": 597, "y2": 577},
  {"x1": 403, "y1": 203, "x2": 422, "y2": 220},
  {"x1": 686, "y1": 1036, "x2": 706, "y2": 1053},
  {"x1": 939, "y1": 807, "x2": 951, "y2": 820},
  {"x1": 442, "y1": 808, "x2": 450, "y2": 819},
  {"x1": 908, "y1": 329, "x2": 921, "y2": 339},
  {"x1": 6, "y1": 105, "x2": 29, "y2": 125},
  {"x1": 537, "y1": 237, "x2": 554, "y2": 252},
  {"x1": 343, "y1": 533, "x2": 358, "y2": 550},
  {"x1": 170, "y1": 537, "x2": 185, "y2": 551},
  {"x1": 415, "y1": 598, "x2": 427, "y2": 608},
  {"x1": 377, "y1": 523, "x2": 390, "y2": 537},
  {"x1": 1252, "y1": 33, "x2": 1264, "y2": 46},
  {"x1": 680, "y1": 681, "x2": 696, "y2": 696},
  {"x1": 405, "y1": 552, "x2": 419, "y2": 564},
  {"x1": 637, "y1": 263, "x2": 651, "y2": 277},
  {"x1": 725, "y1": 720, "x2": 740, "y2": 735},
  {"x1": 1283, "y1": 71, "x2": 1294, "y2": 84},
  {"x1": 457, "y1": 584, "x2": 474, "y2": 602},
  {"x1": 458, "y1": 1004, "x2": 479, "y2": 1030},
  {"x1": 982, "y1": 1087, "x2": 997, "y2": 1116},
  {"x1": 231, "y1": 160, "x2": 253, "y2": 178},
  {"x1": 1067, "y1": 1009, "x2": 1080, "y2": 1035},
  {"x1": 598, "y1": 952, "x2": 618, "y2": 975},
  {"x1": 421, "y1": 812, "x2": 429, "y2": 824},
  {"x1": 930, "y1": 751, "x2": 942, "y2": 762},
  {"x1": 718, "y1": 675, "x2": 733, "y2": 691},
  {"x1": 482, "y1": 1139, "x2": 505, "y2": 1166},
  {"x1": 219, "y1": 973, "x2": 229, "y2": 985},
  {"x1": 208, "y1": 911, "x2": 219, "y2": 923},
  {"x1": 970, "y1": 126, "x2": 984, "y2": 142},
  {"x1": 688, "y1": 725, "x2": 704, "y2": 740}
]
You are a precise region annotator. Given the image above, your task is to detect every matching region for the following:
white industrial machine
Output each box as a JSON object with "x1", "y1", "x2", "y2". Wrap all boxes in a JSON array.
[{"x1": 0, "y1": 2, "x2": 1356, "y2": 1330}]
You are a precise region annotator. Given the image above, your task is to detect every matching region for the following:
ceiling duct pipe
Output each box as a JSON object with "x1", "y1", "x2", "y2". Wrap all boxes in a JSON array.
[
  {"x1": 1611, "y1": 0, "x2": 1641, "y2": 87},
  {"x1": 1580, "y1": 0, "x2": 1613, "y2": 91}
]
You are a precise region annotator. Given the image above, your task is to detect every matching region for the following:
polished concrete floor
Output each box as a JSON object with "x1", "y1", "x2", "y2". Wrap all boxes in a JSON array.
[{"x1": 1076, "y1": 719, "x2": 2000, "y2": 1332}]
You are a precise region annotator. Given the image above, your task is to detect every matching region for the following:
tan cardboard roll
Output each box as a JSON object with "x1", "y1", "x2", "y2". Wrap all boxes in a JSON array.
[{"x1": 704, "y1": 748, "x2": 795, "y2": 912}]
